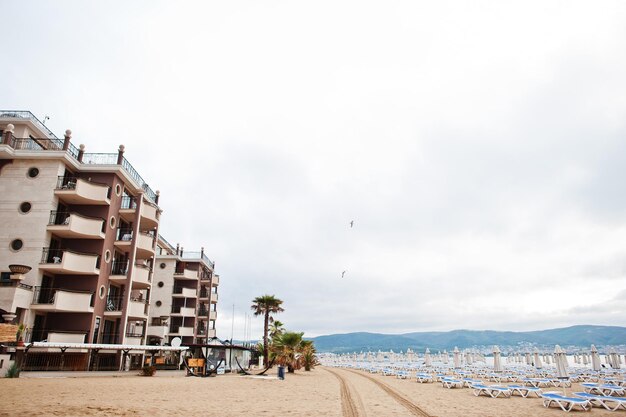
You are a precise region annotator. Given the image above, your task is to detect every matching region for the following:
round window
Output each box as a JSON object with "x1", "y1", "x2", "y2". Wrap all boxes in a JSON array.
[
  {"x1": 10, "y1": 239, "x2": 24, "y2": 251},
  {"x1": 19, "y1": 202, "x2": 32, "y2": 213},
  {"x1": 109, "y1": 216, "x2": 116, "y2": 229},
  {"x1": 115, "y1": 184, "x2": 122, "y2": 196},
  {"x1": 104, "y1": 250, "x2": 111, "y2": 263},
  {"x1": 27, "y1": 167, "x2": 39, "y2": 178},
  {"x1": 158, "y1": 281, "x2": 164, "y2": 288},
  {"x1": 160, "y1": 263, "x2": 166, "y2": 269},
  {"x1": 99, "y1": 285, "x2": 106, "y2": 299},
  {"x1": 155, "y1": 300, "x2": 162, "y2": 307}
]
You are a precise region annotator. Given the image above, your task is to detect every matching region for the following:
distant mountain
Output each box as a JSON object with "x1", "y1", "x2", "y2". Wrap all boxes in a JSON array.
[{"x1": 310, "y1": 325, "x2": 626, "y2": 353}]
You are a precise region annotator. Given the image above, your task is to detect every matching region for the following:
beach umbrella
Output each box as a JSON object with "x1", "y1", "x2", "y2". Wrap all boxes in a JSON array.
[
  {"x1": 582, "y1": 353, "x2": 589, "y2": 365},
  {"x1": 493, "y1": 346, "x2": 502, "y2": 373},
  {"x1": 609, "y1": 348, "x2": 621, "y2": 369},
  {"x1": 554, "y1": 345, "x2": 569, "y2": 378},
  {"x1": 407, "y1": 348, "x2": 414, "y2": 363},
  {"x1": 465, "y1": 350, "x2": 473, "y2": 365},
  {"x1": 424, "y1": 348, "x2": 432, "y2": 367},
  {"x1": 453, "y1": 347, "x2": 461, "y2": 369},
  {"x1": 590, "y1": 345, "x2": 601, "y2": 371},
  {"x1": 525, "y1": 352, "x2": 532, "y2": 365},
  {"x1": 533, "y1": 348, "x2": 542, "y2": 369},
  {"x1": 443, "y1": 350, "x2": 449, "y2": 364}
]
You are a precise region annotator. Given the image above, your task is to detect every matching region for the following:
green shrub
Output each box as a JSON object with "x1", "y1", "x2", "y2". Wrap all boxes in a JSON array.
[{"x1": 5, "y1": 362, "x2": 20, "y2": 378}]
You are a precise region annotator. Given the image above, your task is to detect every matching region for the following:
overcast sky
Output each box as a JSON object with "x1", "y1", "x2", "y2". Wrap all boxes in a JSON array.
[{"x1": 2, "y1": 1, "x2": 626, "y2": 339}]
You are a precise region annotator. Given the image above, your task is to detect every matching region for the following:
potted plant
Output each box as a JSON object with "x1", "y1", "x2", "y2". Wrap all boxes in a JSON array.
[{"x1": 15, "y1": 324, "x2": 25, "y2": 347}]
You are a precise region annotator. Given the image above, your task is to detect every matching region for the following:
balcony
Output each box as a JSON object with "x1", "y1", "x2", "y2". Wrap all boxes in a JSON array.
[
  {"x1": 171, "y1": 305, "x2": 195, "y2": 316},
  {"x1": 109, "y1": 260, "x2": 129, "y2": 282},
  {"x1": 39, "y1": 248, "x2": 100, "y2": 275},
  {"x1": 131, "y1": 264, "x2": 151, "y2": 288},
  {"x1": 136, "y1": 231, "x2": 155, "y2": 257},
  {"x1": 114, "y1": 227, "x2": 134, "y2": 251},
  {"x1": 31, "y1": 287, "x2": 94, "y2": 313},
  {"x1": 209, "y1": 310, "x2": 217, "y2": 320},
  {"x1": 140, "y1": 202, "x2": 160, "y2": 229},
  {"x1": 0, "y1": 282, "x2": 33, "y2": 313},
  {"x1": 172, "y1": 287, "x2": 197, "y2": 298},
  {"x1": 199, "y1": 288, "x2": 209, "y2": 300},
  {"x1": 125, "y1": 330, "x2": 144, "y2": 345},
  {"x1": 207, "y1": 329, "x2": 216, "y2": 338},
  {"x1": 128, "y1": 298, "x2": 149, "y2": 319},
  {"x1": 212, "y1": 275, "x2": 220, "y2": 286},
  {"x1": 173, "y1": 268, "x2": 198, "y2": 280},
  {"x1": 119, "y1": 196, "x2": 137, "y2": 222},
  {"x1": 54, "y1": 176, "x2": 111, "y2": 205},
  {"x1": 210, "y1": 293, "x2": 218, "y2": 303},
  {"x1": 147, "y1": 325, "x2": 168, "y2": 339},
  {"x1": 48, "y1": 331, "x2": 87, "y2": 344},
  {"x1": 169, "y1": 325, "x2": 194, "y2": 337},
  {"x1": 47, "y1": 211, "x2": 105, "y2": 239},
  {"x1": 103, "y1": 296, "x2": 124, "y2": 317}
]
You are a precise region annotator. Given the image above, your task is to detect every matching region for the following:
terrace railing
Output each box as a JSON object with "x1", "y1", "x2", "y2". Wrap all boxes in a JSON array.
[{"x1": 0, "y1": 110, "x2": 58, "y2": 139}]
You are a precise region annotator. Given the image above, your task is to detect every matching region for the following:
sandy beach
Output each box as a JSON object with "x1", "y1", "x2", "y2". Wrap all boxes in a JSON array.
[{"x1": 0, "y1": 367, "x2": 617, "y2": 417}]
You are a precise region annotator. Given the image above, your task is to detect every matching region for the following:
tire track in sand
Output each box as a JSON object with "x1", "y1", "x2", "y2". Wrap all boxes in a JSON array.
[
  {"x1": 325, "y1": 368, "x2": 366, "y2": 417},
  {"x1": 345, "y1": 369, "x2": 432, "y2": 417}
]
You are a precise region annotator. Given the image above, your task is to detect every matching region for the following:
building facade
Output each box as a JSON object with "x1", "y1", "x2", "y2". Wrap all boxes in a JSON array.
[
  {"x1": 149, "y1": 237, "x2": 219, "y2": 346},
  {"x1": 0, "y1": 111, "x2": 219, "y2": 370}
]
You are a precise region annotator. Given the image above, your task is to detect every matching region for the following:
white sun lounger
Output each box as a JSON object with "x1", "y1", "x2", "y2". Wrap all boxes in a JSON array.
[
  {"x1": 441, "y1": 378, "x2": 464, "y2": 389},
  {"x1": 574, "y1": 392, "x2": 626, "y2": 411},
  {"x1": 415, "y1": 373, "x2": 433, "y2": 383},
  {"x1": 542, "y1": 393, "x2": 592, "y2": 412},
  {"x1": 472, "y1": 383, "x2": 512, "y2": 398},
  {"x1": 583, "y1": 383, "x2": 625, "y2": 397},
  {"x1": 507, "y1": 385, "x2": 543, "y2": 398}
]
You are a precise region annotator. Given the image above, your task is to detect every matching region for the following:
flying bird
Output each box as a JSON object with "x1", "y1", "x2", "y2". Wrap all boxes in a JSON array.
[
  {"x1": 349, "y1": 220, "x2": 354, "y2": 228},
  {"x1": 341, "y1": 270, "x2": 346, "y2": 278}
]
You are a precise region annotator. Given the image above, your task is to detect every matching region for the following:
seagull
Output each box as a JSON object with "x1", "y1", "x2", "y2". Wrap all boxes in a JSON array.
[
  {"x1": 349, "y1": 220, "x2": 354, "y2": 228},
  {"x1": 341, "y1": 270, "x2": 346, "y2": 278}
]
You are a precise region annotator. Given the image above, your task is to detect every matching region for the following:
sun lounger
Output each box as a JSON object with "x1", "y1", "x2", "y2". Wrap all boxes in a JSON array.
[
  {"x1": 574, "y1": 392, "x2": 626, "y2": 411},
  {"x1": 522, "y1": 377, "x2": 553, "y2": 388},
  {"x1": 472, "y1": 383, "x2": 512, "y2": 398},
  {"x1": 415, "y1": 373, "x2": 433, "y2": 383},
  {"x1": 462, "y1": 378, "x2": 483, "y2": 388},
  {"x1": 551, "y1": 378, "x2": 572, "y2": 388},
  {"x1": 441, "y1": 378, "x2": 464, "y2": 389},
  {"x1": 584, "y1": 384, "x2": 625, "y2": 396},
  {"x1": 507, "y1": 385, "x2": 543, "y2": 398},
  {"x1": 542, "y1": 393, "x2": 592, "y2": 412}
]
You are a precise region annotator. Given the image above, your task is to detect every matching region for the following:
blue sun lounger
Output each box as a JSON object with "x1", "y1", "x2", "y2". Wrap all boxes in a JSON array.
[
  {"x1": 574, "y1": 392, "x2": 626, "y2": 411},
  {"x1": 542, "y1": 393, "x2": 592, "y2": 412},
  {"x1": 441, "y1": 377, "x2": 464, "y2": 389},
  {"x1": 507, "y1": 385, "x2": 543, "y2": 398},
  {"x1": 471, "y1": 383, "x2": 512, "y2": 398}
]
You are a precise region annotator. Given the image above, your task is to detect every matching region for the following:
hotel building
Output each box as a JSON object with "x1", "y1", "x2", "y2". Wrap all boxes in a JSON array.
[
  {"x1": 148, "y1": 237, "x2": 219, "y2": 346},
  {"x1": 0, "y1": 110, "x2": 219, "y2": 370}
]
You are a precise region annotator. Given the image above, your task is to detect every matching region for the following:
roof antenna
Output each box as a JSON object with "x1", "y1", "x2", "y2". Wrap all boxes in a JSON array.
[{"x1": 42, "y1": 115, "x2": 50, "y2": 125}]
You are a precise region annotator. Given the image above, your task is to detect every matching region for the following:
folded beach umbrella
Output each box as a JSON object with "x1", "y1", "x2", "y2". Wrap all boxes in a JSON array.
[
  {"x1": 590, "y1": 345, "x2": 601, "y2": 371},
  {"x1": 582, "y1": 352, "x2": 588, "y2": 365},
  {"x1": 493, "y1": 345, "x2": 502, "y2": 373},
  {"x1": 465, "y1": 350, "x2": 473, "y2": 365},
  {"x1": 424, "y1": 348, "x2": 432, "y2": 367},
  {"x1": 554, "y1": 345, "x2": 569, "y2": 378},
  {"x1": 533, "y1": 348, "x2": 542, "y2": 369},
  {"x1": 453, "y1": 346, "x2": 461, "y2": 369},
  {"x1": 525, "y1": 352, "x2": 532, "y2": 365},
  {"x1": 406, "y1": 348, "x2": 414, "y2": 363},
  {"x1": 609, "y1": 348, "x2": 621, "y2": 369},
  {"x1": 443, "y1": 350, "x2": 449, "y2": 364}
]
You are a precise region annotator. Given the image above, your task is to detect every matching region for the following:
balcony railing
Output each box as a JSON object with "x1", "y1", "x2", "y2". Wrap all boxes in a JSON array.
[
  {"x1": 0, "y1": 110, "x2": 59, "y2": 139},
  {"x1": 82, "y1": 153, "x2": 158, "y2": 204},
  {"x1": 111, "y1": 259, "x2": 129, "y2": 276},
  {"x1": 179, "y1": 251, "x2": 215, "y2": 269},
  {"x1": 29, "y1": 329, "x2": 90, "y2": 343},
  {"x1": 12, "y1": 137, "x2": 63, "y2": 151},
  {"x1": 120, "y1": 196, "x2": 137, "y2": 210},
  {"x1": 125, "y1": 330, "x2": 144, "y2": 338},
  {"x1": 32, "y1": 286, "x2": 95, "y2": 307},
  {"x1": 100, "y1": 332, "x2": 119, "y2": 344},
  {"x1": 116, "y1": 227, "x2": 134, "y2": 241},
  {"x1": 105, "y1": 296, "x2": 124, "y2": 312},
  {"x1": 40, "y1": 247, "x2": 101, "y2": 269}
]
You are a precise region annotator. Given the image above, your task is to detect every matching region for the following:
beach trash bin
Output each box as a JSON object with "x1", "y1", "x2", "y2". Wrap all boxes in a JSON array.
[{"x1": 277, "y1": 366, "x2": 285, "y2": 380}]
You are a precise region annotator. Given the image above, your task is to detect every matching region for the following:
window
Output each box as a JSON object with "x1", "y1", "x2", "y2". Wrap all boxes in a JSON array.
[
  {"x1": 10, "y1": 239, "x2": 23, "y2": 251},
  {"x1": 19, "y1": 202, "x2": 32, "y2": 213}
]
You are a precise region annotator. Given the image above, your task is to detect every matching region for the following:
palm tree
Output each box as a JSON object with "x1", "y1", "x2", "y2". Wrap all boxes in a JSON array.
[
  {"x1": 271, "y1": 331, "x2": 304, "y2": 373},
  {"x1": 251, "y1": 295, "x2": 284, "y2": 363},
  {"x1": 269, "y1": 320, "x2": 285, "y2": 341},
  {"x1": 300, "y1": 340, "x2": 318, "y2": 371}
]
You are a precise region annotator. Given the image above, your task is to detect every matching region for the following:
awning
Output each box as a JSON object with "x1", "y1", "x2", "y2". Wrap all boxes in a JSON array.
[{"x1": 26, "y1": 342, "x2": 189, "y2": 351}]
